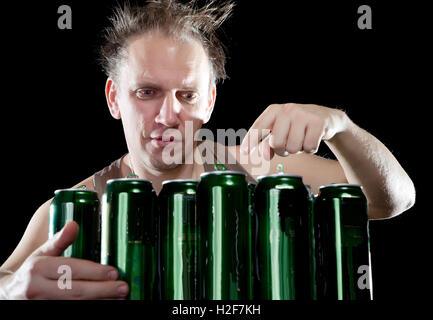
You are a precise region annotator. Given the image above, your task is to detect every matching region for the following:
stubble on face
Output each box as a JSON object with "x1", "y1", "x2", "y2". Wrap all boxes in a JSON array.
[{"x1": 115, "y1": 31, "x2": 215, "y2": 172}]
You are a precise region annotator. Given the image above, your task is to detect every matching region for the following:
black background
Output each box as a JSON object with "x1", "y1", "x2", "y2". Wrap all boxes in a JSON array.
[{"x1": 0, "y1": 0, "x2": 430, "y2": 303}]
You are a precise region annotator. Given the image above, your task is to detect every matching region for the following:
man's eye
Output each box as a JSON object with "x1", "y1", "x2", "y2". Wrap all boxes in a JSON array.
[
  {"x1": 136, "y1": 89, "x2": 155, "y2": 98},
  {"x1": 181, "y1": 92, "x2": 198, "y2": 101}
]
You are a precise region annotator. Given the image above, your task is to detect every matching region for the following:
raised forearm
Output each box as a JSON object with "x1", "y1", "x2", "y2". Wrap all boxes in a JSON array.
[
  {"x1": 325, "y1": 116, "x2": 415, "y2": 219},
  {"x1": 241, "y1": 103, "x2": 415, "y2": 219}
]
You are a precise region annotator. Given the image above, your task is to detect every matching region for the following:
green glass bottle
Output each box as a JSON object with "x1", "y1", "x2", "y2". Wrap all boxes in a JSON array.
[
  {"x1": 49, "y1": 189, "x2": 100, "y2": 262},
  {"x1": 197, "y1": 171, "x2": 252, "y2": 300},
  {"x1": 305, "y1": 184, "x2": 317, "y2": 300},
  {"x1": 314, "y1": 184, "x2": 372, "y2": 300},
  {"x1": 254, "y1": 174, "x2": 314, "y2": 300},
  {"x1": 248, "y1": 182, "x2": 258, "y2": 300},
  {"x1": 101, "y1": 178, "x2": 158, "y2": 300},
  {"x1": 159, "y1": 179, "x2": 199, "y2": 300}
]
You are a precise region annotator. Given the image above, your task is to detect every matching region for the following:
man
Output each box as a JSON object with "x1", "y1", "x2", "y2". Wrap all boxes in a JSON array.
[{"x1": 0, "y1": 0, "x2": 415, "y2": 299}]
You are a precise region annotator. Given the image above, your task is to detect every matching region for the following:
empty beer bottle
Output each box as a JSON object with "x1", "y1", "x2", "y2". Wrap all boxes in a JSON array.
[
  {"x1": 101, "y1": 178, "x2": 158, "y2": 300},
  {"x1": 314, "y1": 184, "x2": 372, "y2": 300},
  {"x1": 159, "y1": 179, "x2": 199, "y2": 300},
  {"x1": 49, "y1": 188, "x2": 100, "y2": 262},
  {"x1": 197, "y1": 171, "x2": 252, "y2": 300},
  {"x1": 254, "y1": 174, "x2": 314, "y2": 300}
]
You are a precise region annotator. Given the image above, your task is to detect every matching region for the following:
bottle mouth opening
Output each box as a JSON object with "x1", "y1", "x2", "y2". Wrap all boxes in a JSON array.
[
  {"x1": 319, "y1": 183, "x2": 362, "y2": 190},
  {"x1": 200, "y1": 171, "x2": 247, "y2": 178},
  {"x1": 106, "y1": 178, "x2": 152, "y2": 184},
  {"x1": 162, "y1": 179, "x2": 199, "y2": 185},
  {"x1": 54, "y1": 188, "x2": 98, "y2": 194},
  {"x1": 257, "y1": 174, "x2": 303, "y2": 180}
]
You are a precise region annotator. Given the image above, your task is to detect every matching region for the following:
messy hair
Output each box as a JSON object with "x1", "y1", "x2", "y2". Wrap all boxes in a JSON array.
[{"x1": 99, "y1": 0, "x2": 235, "y2": 85}]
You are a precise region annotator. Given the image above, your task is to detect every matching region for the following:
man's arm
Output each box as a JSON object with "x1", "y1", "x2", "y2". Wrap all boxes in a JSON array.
[
  {"x1": 0, "y1": 176, "x2": 95, "y2": 274},
  {"x1": 0, "y1": 199, "x2": 52, "y2": 274},
  {"x1": 324, "y1": 119, "x2": 415, "y2": 219},
  {"x1": 240, "y1": 103, "x2": 415, "y2": 220},
  {"x1": 0, "y1": 175, "x2": 129, "y2": 300},
  {"x1": 230, "y1": 144, "x2": 348, "y2": 194}
]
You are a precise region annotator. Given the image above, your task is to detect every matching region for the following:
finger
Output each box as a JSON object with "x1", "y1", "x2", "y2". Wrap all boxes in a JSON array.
[
  {"x1": 285, "y1": 119, "x2": 307, "y2": 154},
  {"x1": 303, "y1": 120, "x2": 325, "y2": 153},
  {"x1": 33, "y1": 221, "x2": 79, "y2": 257},
  {"x1": 39, "y1": 256, "x2": 119, "y2": 281},
  {"x1": 268, "y1": 112, "x2": 291, "y2": 156},
  {"x1": 41, "y1": 279, "x2": 129, "y2": 300},
  {"x1": 240, "y1": 105, "x2": 280, "y2": 154},
  {"x1": 259, "y1": 134, "x2": 274, "y2": 161}
]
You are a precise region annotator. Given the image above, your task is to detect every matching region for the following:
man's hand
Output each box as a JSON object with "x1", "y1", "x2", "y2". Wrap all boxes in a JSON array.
[
  {"x1": 240, "y1": 103, "x2": 350, "y2": 160},
  {"x1": 0, "y1": 221, "x2": 129, "y2": 300}
]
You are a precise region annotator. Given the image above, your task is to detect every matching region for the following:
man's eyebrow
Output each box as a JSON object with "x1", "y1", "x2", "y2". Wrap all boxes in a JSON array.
[
  {"x1": 133, "y1": 82, "x2": 161, "y2": 89},
  {"x1": 181, "y1": 86, "x2": 199, "y2": 91},
  {"x1": 133, "y1": 82, "x2": 199, "y2": 91}
]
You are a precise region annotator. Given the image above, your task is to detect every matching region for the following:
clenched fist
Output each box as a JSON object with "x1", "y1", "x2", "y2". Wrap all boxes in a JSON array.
[{"x1": 241, "y1": 103, "x2": 351, "y2": 160}]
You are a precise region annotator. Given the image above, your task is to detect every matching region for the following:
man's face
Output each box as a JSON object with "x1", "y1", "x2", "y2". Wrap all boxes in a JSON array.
[{"x1": 107, "y1": 31, "x2": 215, "y2": 170}]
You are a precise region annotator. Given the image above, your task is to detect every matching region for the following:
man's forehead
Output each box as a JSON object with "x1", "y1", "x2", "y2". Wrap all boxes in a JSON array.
[
  {"x1": 121, "y1": 32, "x2": 211, "y2": 87},
  {"x1": 133, "y1": 71, "x2": 201, "y2": 89}
]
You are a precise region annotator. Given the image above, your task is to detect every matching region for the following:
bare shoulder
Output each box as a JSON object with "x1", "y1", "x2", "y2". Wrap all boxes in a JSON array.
[
  {"x1": 0, "y1": 174, "x2": 96, "y2": 271},
  {"x1": 227, "y1": 145, "x2": 347, "y2": 194},
  {"x1": 269, "y1": 153, "x2": 348, "y2": 193},
  {"x1": 226, "y1": 144, "x2": 240, "y2": 159},
  {"x1": 70, "y1": 175, "x2": 96, "y2": 190}
]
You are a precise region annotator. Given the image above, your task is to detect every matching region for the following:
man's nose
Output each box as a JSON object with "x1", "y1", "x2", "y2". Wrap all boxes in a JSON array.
[{"x1": 155, "y1": 93, "x2": 181, "y2": 127}]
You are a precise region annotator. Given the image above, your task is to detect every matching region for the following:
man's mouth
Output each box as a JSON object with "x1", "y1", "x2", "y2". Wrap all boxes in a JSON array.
[
  {"x1": 150, "y1": 135, "x2": 177, "y2": 147},
  {"x1": 154, "y1": 135, "x2": 175, "y2": 141}
]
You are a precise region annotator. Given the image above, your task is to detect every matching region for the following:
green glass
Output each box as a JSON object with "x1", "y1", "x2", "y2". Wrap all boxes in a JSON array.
[
  {"x1": 254, "y1": 174, "x2": 314, "y2": 300},
  {"x1": 314, "y1": 184, "x2": 372, "y2": 300},
  {"x1": 49, "y1": 189, "x2": 100, "y2": 262},
  {"x1": 101, "y1": 178, "x2": 158, "y2": 300},
  {"x1": 159, "y1": 179, "x2": 199, "y2": 300},
  {"x1": 248, "y1": 182, "x2": 258, "y2": 300},
  {"x1": 197, "y1": 171, "x2": 253, "y2": 300},
  {"x1": 305, "y1": 184, "x2": 317, "y2": 300}
]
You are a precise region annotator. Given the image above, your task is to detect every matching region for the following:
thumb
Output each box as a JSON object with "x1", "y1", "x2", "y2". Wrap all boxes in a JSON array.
[{"x1": 32, "y1": 221, "x2": 79, "y2": 257}]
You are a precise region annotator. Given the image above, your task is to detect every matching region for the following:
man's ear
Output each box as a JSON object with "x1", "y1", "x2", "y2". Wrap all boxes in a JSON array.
[
  {"x1": 203, "y1": 84, "x2": 216, "y2": 124},
  {"x1": 105, "y1": 78, "x2": 121, "y2": 120}
]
